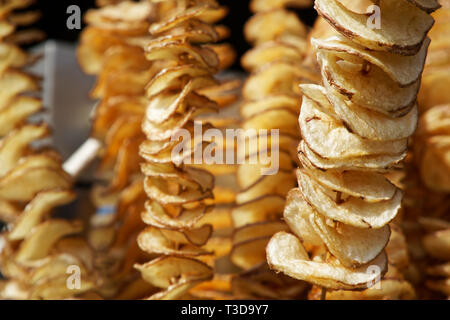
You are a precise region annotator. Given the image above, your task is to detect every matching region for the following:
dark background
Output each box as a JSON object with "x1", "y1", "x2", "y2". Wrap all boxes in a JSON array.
[{"x1": 34, "y1": 0, "x2": 318, "y2": 71}]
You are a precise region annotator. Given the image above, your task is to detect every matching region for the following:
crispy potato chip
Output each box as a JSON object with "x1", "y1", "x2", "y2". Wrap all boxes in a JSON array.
[
  {"x1": 236, "y1": 170, "x2": 296, "y2": 204},
  {"x1": 0, "y1": 156, "x2": 72, "y2": 202},
  {"x1": 267, "y1": 232, "x2": 388, "y2": 289},
  {"x1": 318, "y1": 266, "x2": 416, "y2": 299},
  {"x1": 0, "y1": 70, "x2": 39, "y2": 109},
  {"x1": 242, "y1": 41, "x2": 306, "y2": 72},
  {"x1": 29, "y1": 275, "x2": 97, "y2": 300},
  {"x1": 303, "y1": 84, "x2": 419, "y2": 141},
  {"x1": 243, "y1": 61, "x2": 319, "y2": 100},
  {"x1": 318, "y1": 51, "x2": 420, "y2": 117},
  {"x1": 231, "y1": 263, "x2": 307, "y2": 299},
  {"x1": 284, "y1": 187, "x2": 390, "y2": 267},
  {"x1": 300, "y1": 94, "x2": 408, "y2": 159},
  {"x1": 0, "y1": 199, "x2": 20, "y2": 223},
  {"x1": 417, "y1": 104, "x2": 450, "y2": 136},
  {"x1": 84, "y1": 1, "x2": 156, "y2": 36},
  {"x1": 310, "y1": 212, "x2": 391, "y2": 268},
  {"x1": 0, "y1": 43, "x2": 29, "y2": 72},
  {"x1": 312, "y1": 35, "x2": 430, "y2": 87},
  {"x1": 419, "y1": 67, "x2": 450, "y2": 110},
  {"x1": 299, "y1": 162, "x2": 397, "y2": 202},
  {"x1": 8, "y1": 190, "x2": 75, "y2": 241},
  {"x1": 146, "y1": 65, "x2": 217, "y2": 98},
  {"x1": 0, "y1": 97, "x2": 42, "y2": 137},
  {"x1": 299, "y1": 139, "x2": 407, "y2": 172},
  {"x1": 137, "y1": 224, "x2": 212, "y2": 256},
  {"x1": 240, "y1": 95, "x2": 299, "y2": 119},
  {"x1": 283, "y1": 189, "x2": 323, "y2": 246},
  {"x1": 418, "y1": 136, "x2": 450, "y2": 192},
  {"x1": 231, "y1": 195, "x2": 285, "y2": 228},
  {"x1": 423, "y1": 229, "x2": 450, "y2": 260},
  {"x1": 231, "y1": 237, "x2": 273, "y2": 271},
  {"x1": 298, "y1": 169, "x2": 402, "y2": 229},
  {"x1": 244, "y1": 9, "x2": 307, "y2": 45},
  {"x1": 236, "y1": 151, "x2": 294, "y2": 189},
  {"x1": 315, "y1": 0, "x2": 434, "y2": 55},
  {"x1": 425, "y1": 278, "x2": 450, "y2": 296},
  {"x1": 250, "y1": 0, "x2": 313, "y2": 12},
  {"x1": 15, "y1": 220, "x2": 83, "y2": 263},
  {"x1": 0, "y1": 124, "x2": 49, "y2": 176},
  {"x1": 135, "y1": 255, "x2": 213, "y2": 289},
  {"x1": 231, "y1": 222, "x2": 288, "y2": 270},
  {"x1": 243, "y1": 108, "x2": 299, "y2": 137}
]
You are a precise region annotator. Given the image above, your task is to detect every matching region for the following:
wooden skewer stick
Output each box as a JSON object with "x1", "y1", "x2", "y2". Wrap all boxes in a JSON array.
[
  {"x1": 63, "y1": 138, "x2": 102, "y2": 178},
  {"x1": 320, "y1": 287, "x2": 327, "y2": 300}
]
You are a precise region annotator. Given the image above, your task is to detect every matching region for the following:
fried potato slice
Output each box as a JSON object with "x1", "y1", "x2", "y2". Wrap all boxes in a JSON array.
[
  {"x1": 142, "y1": 200, "x2": 209, "y2": 230},
  {"x1": 310, "y1": 212, "x2": 390, "y2": 268},
  {"x1": 307, "y1": 84, "x2": 419, "y2": 141},
  {"x1": 283, "y1": 189, "x2": 323, "y2": 246},
  {"x1": 419, "y1": 136, "x2": 450, "y2": 192},
  {"x1": 312, "y1": 35, "x2": 430, "y2": 87},
  {"x1": 423, "y1": 229, "x2": 450, "y2": 260},
  {"x1": 0, "y1": 42, "x2": 29, "y2": 72},
  {"x1": 237, "y1": 151, "x2": 294, "y2": 189},
  {"x1": 28, "y1": 253, "x2": 86, "y2": 285},
  {"x1": 244, "y1": 9, "x2": 307, "y2": 45},
  {"x1": 419, "y1": 67, "x2": 450, "y2": 110},
  {"x1": 231, "y1": 263, "x2": 307, "y2": 299},
  {"x1": 8, "y1": 190, "x2": 75, "y2": 241},
  {"x1": 0, "y1": 155, "x2": 72, "y2": 202},
  {"x1": 417, "y1": 104, "x2": 450, "y2": 136},
  {"x1": 320, "y1": 267, "x2": 415, "y2": 299},
  {"x1": 0, "y1": 124, "x2": 49, "y2": 176},
  {"x1": 15, "y1": 220, "x2": 83, "y2": 263},
  {"x1": 250, "y1": 0, "x2": 313, "y2": 12},
  {"x1": 29, "y1": 275, "x2": 97, "y2": 300},
  {"x1": 298, "y1": 169, "x2": 401, "y2": 229},
  {"x1": 233, "y1": 221, "x2": 288, "y2": 244},
  {"x1": 315, "y1": 0, "x2": 434, "y2": 55},
  {"x1": 231, "y1": 237, "x2": 272, "y2": 270},
  {"x1": 146, "y1": 65, "x2": 217, "y2": 98},
  {"x1": 135, "y1": 255, "x2": 213, "y2": 299},
  {"x1": 146, "y1": 40, "x2": 219, "y2": 70},
  {"x1": 299, "y1": 163, "x2": 397, "y2": 203},
  {"x1": 240, "y1": 95, "x2": 299, "y2": 119},
  {"x1": 231, "y1": 222, "x2": 289, "y2": 269},
  {"x1": 267, "y1": 232, "x2": 388, "y2": 290},
  {"x1": 0, "y1": 97, "x2": 42, "y2": 136},
  {"x1": 145, "y1": 81, "x2": 217, "y2": 125},
  {"x1": 243, "y1": 108, "x2": 299, "y2": 137},
  {"x1": 299, "y1": 140, "x2": 407, "y2": 172},
  {"x1": 84, "y1": 1, "x2": 156, "y2": 35},
  {"x1": 242, "y1": 41, "x2": 306, "y2": 72},
  {"x1": 300, "y1": 95, "x2": 408, "y2": 159},
  {"x1": 0, "y1": 70, "x2": 39, "y2": 109},
  {"x1": 143, "y1": 176, "x2": 213, "y2": 205},
  {"x1": 138, "y1": 224, "x2": 212, "y2": 256},
  {"x1": 236, "y1": 170, "x2": 296, "y2": 204},
  {"x1": 243, "y1": 61, "x2": 319, "y2": 100},
  {"x1": 231, "y1": 195, "x2": 285, "y2": 228},
  {"x1": 318, "y1": 51, "x2": 420, "y2": 117},
  {"x1": 284, "y1": 188, "x2": 390, "y2": 266}
]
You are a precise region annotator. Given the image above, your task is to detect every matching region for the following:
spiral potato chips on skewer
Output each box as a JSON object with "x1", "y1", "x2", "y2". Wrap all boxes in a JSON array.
[
  {"x1": 267, "y1": 0, "x2": 438, "y2": 291},
  {"x1": 0, "y1": 0, "x2": 98, "y2": 300},
  {"x1": 132, "y1": 0, "x2": 237, "y2": 300},
  {"x1": 229, "y1": 0, "x2": 319, "y2": 299},
  {"x1": 231, "y1": 0, "x2": 316, "y2": 272}
]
